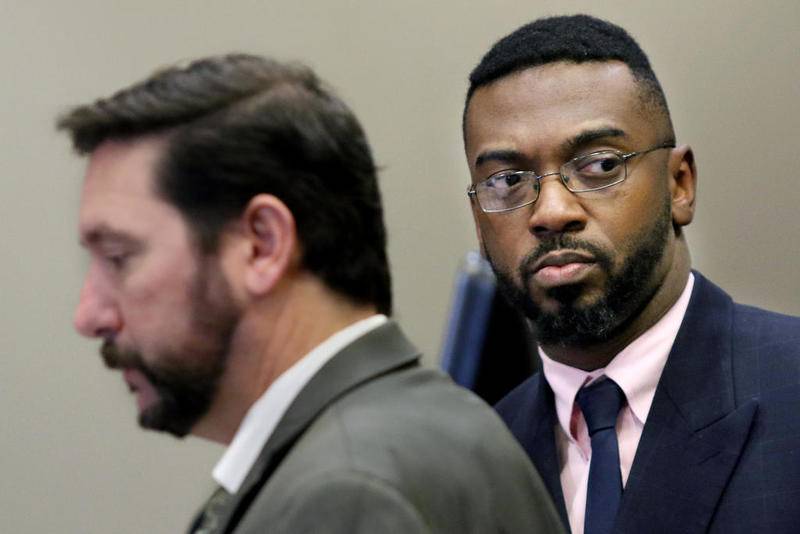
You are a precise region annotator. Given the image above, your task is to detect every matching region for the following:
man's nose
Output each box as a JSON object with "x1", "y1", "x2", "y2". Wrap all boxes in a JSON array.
[
  {"x1": 73, "y1": 274, "x2": 121, "y2": 339},
  {"x1": 527, "y1": 173, "x2": 587, "y2": 238}
]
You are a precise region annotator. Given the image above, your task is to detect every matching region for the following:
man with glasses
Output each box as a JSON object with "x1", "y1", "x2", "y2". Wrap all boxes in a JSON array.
[{"x1": 462, "y1": 14, "x2": 800, "y2": 534}]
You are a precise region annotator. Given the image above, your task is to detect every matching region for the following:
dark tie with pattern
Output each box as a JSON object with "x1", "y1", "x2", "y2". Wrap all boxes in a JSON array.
[
  {"x1": 576, "y1": 378, "x2": 626, "y2": 534},
  {"x1": 192, "y1": 485, "x2": 232, "y2": 534}
]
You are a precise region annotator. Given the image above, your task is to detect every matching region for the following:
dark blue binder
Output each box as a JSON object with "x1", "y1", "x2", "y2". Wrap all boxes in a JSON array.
[
  {"x1": 440, "y1": 251, "x2": 539, "y2": 403},
  {"x1": 439, "y1": 251, "x2": 497, "y2": 390}
]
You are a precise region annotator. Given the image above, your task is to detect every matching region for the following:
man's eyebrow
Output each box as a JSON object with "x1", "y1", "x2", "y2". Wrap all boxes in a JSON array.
[
  {"x1": 562, "y1": 127, "x2": 627, "y2": 154},
  {"x1": 474, "y1": 128, "x2": 628, "y2": 168},
  {"x1": 80, "y1": 225, "x2": 138, "y2": 248},
  {"x1": 474, "y1": 149, "x2": 523, "y2": 168}
]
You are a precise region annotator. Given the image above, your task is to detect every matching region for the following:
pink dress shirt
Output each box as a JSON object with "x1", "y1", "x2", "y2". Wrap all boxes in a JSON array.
[{"x1": 540, "y1": 274, "x2": 694, "y2": 534}]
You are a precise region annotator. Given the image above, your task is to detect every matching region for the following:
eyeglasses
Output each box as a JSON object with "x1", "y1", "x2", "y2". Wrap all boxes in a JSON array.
[{"x1": 467, "y1": 142, "x2": 675, "y2": 213}]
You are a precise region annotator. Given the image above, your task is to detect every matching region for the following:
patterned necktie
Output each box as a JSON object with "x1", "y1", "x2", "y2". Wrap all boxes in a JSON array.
[
  {"x1": 192, "y1": 485, "x2": 232, "y2": 534},
  {"x1": 576, "y1": 378, "x2": 626, "y2": 534}
]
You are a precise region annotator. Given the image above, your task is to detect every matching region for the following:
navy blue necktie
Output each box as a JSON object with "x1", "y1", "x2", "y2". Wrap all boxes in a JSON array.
[{"x1": 576, "y1": 378, "x2": 626, "y2": 534}]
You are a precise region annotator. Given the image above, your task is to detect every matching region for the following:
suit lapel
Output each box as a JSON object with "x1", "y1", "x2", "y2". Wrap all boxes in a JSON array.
[
  {"x1": 616, "y1": 273, "x2": 758, "y2": 534},
  {"x1": 503, "y1": 374, "x2": 571, "y2": 530},
  {"x1": 213, "y1": 321, "x2": 420, "y2": 533}
]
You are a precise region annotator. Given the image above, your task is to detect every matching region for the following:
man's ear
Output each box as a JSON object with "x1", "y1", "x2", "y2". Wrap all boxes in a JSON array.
[
  {"x1": 668, "y1": 144, "x2": 697, "y2": 228},
  {"x1": 241, "y1": 194, "x2": 297, "y2": 296}
]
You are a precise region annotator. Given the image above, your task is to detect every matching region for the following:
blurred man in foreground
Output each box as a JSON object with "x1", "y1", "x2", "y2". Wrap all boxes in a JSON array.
[
  {"x1": 59, "y1": 54, "x2": 563, "y2": 533},
  {"x1": 463, "y1": 14, "x2": 800, "y2": 534}
]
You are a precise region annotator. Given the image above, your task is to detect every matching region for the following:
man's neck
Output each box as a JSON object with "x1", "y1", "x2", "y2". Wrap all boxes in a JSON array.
[{"x1": 193, "y1": 273, "x2": 378, "y2": 443}]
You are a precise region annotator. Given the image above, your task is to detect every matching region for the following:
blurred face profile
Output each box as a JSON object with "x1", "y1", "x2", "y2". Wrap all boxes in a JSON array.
[{"x1": 74, "y1": 136, "x2": 241, "y2": 437}]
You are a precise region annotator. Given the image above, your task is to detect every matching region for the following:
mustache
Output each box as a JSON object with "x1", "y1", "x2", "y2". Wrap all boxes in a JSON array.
[
  {"x1": 100, "y1": 340, "x2": 143, "y2": 370},
  {"x1": 520, "y1": 235, "x2": 613, "y2": 280}
]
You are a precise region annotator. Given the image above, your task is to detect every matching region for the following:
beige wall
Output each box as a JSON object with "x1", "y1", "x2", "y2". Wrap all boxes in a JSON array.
[{"x1": 2, "y1": 1, "x2": 798, "y2": 532}]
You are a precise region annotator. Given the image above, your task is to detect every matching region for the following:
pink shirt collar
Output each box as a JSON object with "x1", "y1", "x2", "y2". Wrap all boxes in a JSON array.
[{"x1": 541, "y1": 273, "x2": 694, "y2": 443}]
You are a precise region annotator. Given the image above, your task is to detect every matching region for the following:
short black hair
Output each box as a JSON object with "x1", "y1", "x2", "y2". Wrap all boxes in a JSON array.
[
  {"x1": 58, "y1": 54, "x2": 392, "y2": 315},
  {"x1": 464, "y1": 14, "x2": 674, "y2": 139}
]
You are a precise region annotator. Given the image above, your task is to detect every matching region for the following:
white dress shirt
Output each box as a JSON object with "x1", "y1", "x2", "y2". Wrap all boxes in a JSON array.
[
  {"x1": 212, "y1": 314, "x2": 388, "y2": 494},
  {"x1": 540, "y1": 274, "x2": 694, "y2": 534}
]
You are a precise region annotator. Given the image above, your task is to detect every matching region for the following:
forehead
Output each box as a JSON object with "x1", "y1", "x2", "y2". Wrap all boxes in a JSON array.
[
  {"x1": 464, "y1": 61, "x2": 653, "y2": 168},
  {"x1": 78, "y1": 136, "x2": 187, "y2": 244}
]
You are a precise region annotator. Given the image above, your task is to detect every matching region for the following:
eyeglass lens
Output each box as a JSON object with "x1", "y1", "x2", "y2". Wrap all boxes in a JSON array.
[{"x1": 476, "y1": 151, "x2": 626, "y2": 212}]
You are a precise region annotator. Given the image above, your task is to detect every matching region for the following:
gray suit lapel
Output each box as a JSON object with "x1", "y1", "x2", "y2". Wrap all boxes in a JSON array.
[
  {"x1": 615, "y1": 273, "x2": 758, "y2": 533},
  {"x1": 213, "y1": 320, "x2": 421, "y2": 533}
]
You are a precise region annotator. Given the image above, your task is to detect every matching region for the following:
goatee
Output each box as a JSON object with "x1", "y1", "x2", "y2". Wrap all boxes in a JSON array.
[
  {"x1": 99, "y1": 258, "x2": 239, "y2": 438},
  {"x1": 487, "y1": 199, "x2": 671, "y2": 347}
]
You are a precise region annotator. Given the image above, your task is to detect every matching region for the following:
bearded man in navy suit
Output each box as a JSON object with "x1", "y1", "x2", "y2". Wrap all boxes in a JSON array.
[{"x1": 462, "y1": 14, "x2": 800, "y2": 534}]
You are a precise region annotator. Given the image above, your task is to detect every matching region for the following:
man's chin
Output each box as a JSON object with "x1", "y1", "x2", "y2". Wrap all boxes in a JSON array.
[
  {"x1": 526, "y1": 289, "x2": 621, "y2": 346},
  {"x1": 137, "y1": 403, "x2": 194, "y2": 439},
  {"x1": 132, "y1": 378, "x2": 201, "y2": 438},
  {"x1": 532, "y1": 315, "x2": 612, "y2": 348}
]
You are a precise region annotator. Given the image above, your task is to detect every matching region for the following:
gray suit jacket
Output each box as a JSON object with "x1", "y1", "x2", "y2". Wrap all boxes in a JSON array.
[{"x1": 193, "y1": 321, "x2": 563, "y2": 533}]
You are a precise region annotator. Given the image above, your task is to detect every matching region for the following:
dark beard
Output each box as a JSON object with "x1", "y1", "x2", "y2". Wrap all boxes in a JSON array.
[
  {"x1": 101, "y1": 260, "x2": 239, "y2": 438},
  {"x1": 487, "y1": 199, "x2": 671, "y2": 347}
]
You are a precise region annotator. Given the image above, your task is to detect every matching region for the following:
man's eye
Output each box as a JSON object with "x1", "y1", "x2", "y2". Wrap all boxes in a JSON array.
[
  {"x1": 576, "y1": 154, "x2": 623, "y2": 176},
  {"x1": 104, "y1": 253, "x2": 130, "y2": 270},
  {"x1": 487, "y1": 172, "x2": 524, "y2": 190}
]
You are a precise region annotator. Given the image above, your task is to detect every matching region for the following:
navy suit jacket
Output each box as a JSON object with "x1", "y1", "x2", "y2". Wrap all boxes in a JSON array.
[{"x1": 496, "y1": 272, "x2": 800, "y2": 533}]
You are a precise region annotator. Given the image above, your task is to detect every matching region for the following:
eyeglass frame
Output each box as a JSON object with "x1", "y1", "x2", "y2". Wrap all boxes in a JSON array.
[{"x1": 467, "y1": 142, "x2": 676, "y2": 213}]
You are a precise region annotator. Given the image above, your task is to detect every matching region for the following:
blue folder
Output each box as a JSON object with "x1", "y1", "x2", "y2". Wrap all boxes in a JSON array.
[{"x1": 439, "y1": 251, "x2": 497, "y2": 390}]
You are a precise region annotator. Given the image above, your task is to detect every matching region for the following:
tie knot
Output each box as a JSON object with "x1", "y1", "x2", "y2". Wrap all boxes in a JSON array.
[{"x1": 576, "y1": 378, "x2": 625, "y2": 436}]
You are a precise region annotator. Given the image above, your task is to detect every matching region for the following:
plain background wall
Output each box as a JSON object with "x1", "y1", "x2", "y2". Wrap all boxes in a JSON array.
[{"x1": 2, "y1": 1, "x2": 798, "y2": 532}]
